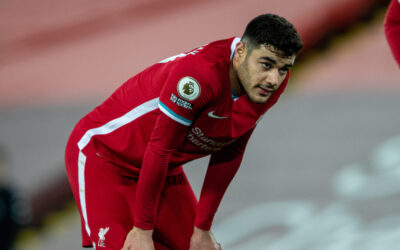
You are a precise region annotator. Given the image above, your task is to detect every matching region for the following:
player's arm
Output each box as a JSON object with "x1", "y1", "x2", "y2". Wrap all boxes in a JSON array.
[
  {"x1": 134, "y1": 112, "x2": 189, "y2": 228},
  {"x1": 385, "y1": 0, "x2": 400, "y2": 67},
  {"x1": 123, "y1": 112, "x2": 189, "y2": 250},
  {"x1": 125, "y1": 64, "x2": 213, "y2": 249},
  {"x1": 189, "y1": 128, "x2": 255, "y2": 249},
  {"x1": 190, "y1": 128, "x2": 255, "y2": 249}
]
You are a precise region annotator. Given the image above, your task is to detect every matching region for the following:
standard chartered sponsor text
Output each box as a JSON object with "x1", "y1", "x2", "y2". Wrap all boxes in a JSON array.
[{"x1": 187, "y1": 126, "x2": 234, "y2": 151}]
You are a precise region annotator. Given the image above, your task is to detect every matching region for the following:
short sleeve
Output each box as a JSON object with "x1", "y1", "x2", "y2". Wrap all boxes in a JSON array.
[{"x1": 158, "y1": 63, "x2": 214, "y2": 126}]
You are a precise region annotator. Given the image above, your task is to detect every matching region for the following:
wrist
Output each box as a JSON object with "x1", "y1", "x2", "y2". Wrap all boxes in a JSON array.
[
  {"x1": 192, "y1": 226, "x2": 213, "y2": 240},
  {"x1": 132, "y1": 226, "x2": 154, "y2": 237},
  {"x1": 194, "y1": 221, "x2": 212, "y2": 231},
  {"x1": 191, "y1": 226, "x2": 220, "y2": 249},
  {"x1": 194, "y1": 226, "x2": 209, "y2": 233}
]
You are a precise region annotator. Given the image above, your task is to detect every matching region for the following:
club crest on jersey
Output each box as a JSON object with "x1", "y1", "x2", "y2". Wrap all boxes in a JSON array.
[{"x1": 177, "y1": 77, "x2": 201, "y2": 101}]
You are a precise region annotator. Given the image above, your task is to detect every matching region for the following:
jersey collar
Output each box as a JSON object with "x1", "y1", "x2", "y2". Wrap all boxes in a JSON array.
[{"x1": 230, "y1": 37, "x2": 241, "y2": 61}]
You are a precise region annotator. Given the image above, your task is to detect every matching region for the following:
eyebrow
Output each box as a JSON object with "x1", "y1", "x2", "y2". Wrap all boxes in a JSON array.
[
  {"x1": 261, "y1": 56, "x2": 277, "y2": 64},
  {"x1": 260, "y1": 56, "x2": 293, "y2": 68}
]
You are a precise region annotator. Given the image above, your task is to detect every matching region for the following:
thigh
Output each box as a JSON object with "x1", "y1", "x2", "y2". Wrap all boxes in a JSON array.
[
  {"x1": 65, "y1": 134, "x2": 93, "y2": 247},
  {"x1": 84, "y1": 153, "x2": 138, "y2": 249},
  {"x1": 154, "y1": 173, "x2": 198, "y2": 250}
]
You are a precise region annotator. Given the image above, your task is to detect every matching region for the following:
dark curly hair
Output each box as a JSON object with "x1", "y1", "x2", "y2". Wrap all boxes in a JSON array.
[{"x1": 242, "y1": 14, "x2": 303, "y2": 57}]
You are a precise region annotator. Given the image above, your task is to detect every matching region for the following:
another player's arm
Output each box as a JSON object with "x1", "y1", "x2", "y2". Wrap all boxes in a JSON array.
[
  {"x1": 385, "y1": 0, "x2": 400, "y2": 67},
  {"x1": 190, "y1": 128, "x2": 255, "y2": 249}
]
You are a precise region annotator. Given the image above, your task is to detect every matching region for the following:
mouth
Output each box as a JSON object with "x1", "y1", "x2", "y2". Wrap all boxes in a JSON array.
[{"x1": 257, "y1": 86, "x2": 275, "y2": 96}]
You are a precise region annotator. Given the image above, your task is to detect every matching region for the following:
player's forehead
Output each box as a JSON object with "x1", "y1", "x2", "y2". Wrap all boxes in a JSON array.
[{"x1": 251, "y1": 44, "x2": 296, "y2": 65}]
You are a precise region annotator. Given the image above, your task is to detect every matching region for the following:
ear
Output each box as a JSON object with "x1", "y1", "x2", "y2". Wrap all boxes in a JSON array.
[
  {"x1": 235, "y1": 42, "x2": 246, "y2": 58},
  {"x1": 233, "y1": 42, "x2": 246, "y2": 65}
]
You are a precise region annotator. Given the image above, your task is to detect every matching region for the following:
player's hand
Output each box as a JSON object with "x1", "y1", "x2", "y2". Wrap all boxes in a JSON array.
[
  {"x1": 121, "y1": 227, "x2": 154, "y2": 250},
  {"x1": 189, "y1": 226, "x2": 222, "y2": 250}
]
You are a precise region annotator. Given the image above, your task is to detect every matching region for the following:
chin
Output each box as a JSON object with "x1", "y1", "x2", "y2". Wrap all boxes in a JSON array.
[{"x1": 249, "y1": 95, "x2": 268, "y2": 104}]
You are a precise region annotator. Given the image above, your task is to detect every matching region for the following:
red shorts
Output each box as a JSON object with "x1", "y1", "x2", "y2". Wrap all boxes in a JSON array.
[{"x1": 65, "y1": 132, "x2": 197, "y2": 250}]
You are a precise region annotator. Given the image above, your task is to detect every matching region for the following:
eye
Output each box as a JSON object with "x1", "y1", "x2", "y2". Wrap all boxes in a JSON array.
[
  {"x1": 262, "y1": 63, "x2": 272, "y2": 70},
  {"x1": 279, "y1": 68, "x2": 289, "y2": 75}
]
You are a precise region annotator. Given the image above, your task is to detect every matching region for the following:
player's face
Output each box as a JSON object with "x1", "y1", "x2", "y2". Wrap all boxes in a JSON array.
[{"x1": 233, "y1": 42, "x2": 296, "y2": 103}]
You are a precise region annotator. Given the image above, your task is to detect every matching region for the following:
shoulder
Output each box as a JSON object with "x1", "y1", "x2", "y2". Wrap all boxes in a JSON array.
[
  {"x1": 159, "y1": 37, "x2": 238, "y2": 100},
  {"x1": 164, "y1": 59, "x2": 216, "y2": 101},
  {"x1": 187, "y1": 37, "x2": 239, "y2": 93}
]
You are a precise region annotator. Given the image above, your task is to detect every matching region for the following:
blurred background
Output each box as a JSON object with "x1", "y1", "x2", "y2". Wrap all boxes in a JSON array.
[{"x1": 1, "y1": 0, "x2": 400, "y2": 249}]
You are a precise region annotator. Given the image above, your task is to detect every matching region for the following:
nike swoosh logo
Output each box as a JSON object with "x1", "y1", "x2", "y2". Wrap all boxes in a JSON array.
[{"x1": 208, "y1": 111, "x2": 228, "y2": 119}]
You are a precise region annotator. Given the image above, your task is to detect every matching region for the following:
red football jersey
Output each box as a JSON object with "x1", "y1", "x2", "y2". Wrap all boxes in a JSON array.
[
  {"x1": 76, "y1": 37, "x2": 288, "y2": 176},
  {"x1": 385, "y1": 0, "x2": 400, "y2": 67},
  {"x1": 73, "y1": 37, "x2": 289, "y2": 230}
]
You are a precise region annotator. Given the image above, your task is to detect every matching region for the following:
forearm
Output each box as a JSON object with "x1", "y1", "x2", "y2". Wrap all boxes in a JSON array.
[
  {"x1": 134, "y1": 113, "x2": 188, "y2": 229},
  {"x1": 134, "y1": 144, "x2": 171, "y2": 229},
  {"x1": 194, "y1": 128, "x2": 254, "y2": 230},
  {"x1": 194, "y1": 153, "x2": 244, "y2": 230}
]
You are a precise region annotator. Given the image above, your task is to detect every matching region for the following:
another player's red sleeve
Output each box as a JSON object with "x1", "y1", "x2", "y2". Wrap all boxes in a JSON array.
[
  {"x1": 194, "y1": 128, "x2": 255, "y2": 230},
  {"x1": 134, "y1": 113, "x2": 188, "y2": 229},
  {"x1": 385, "y1": 0, "x2": 400, "y2": 67}
]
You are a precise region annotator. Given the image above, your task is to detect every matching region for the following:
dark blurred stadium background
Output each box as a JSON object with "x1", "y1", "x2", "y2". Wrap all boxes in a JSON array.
[{"x1": 1, "y1": 0, "x2": 399, "y2": 249}]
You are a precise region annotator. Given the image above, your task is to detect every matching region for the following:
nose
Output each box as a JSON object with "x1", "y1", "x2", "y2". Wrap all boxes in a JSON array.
[{"x1": 265, "y1": 69, "x2": 279, "y2": 86}]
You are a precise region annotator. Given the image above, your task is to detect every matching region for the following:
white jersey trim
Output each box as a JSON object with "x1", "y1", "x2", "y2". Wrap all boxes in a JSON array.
[
  {"x1": 159, "y1": 101, "x2": 192, "y2": 126},
  {"x1": 230, "y1": 37, "x2": 241, "y2": 60},
  {"x1": 76, "y1": 97, "x2": 159, "y2": 238}
]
